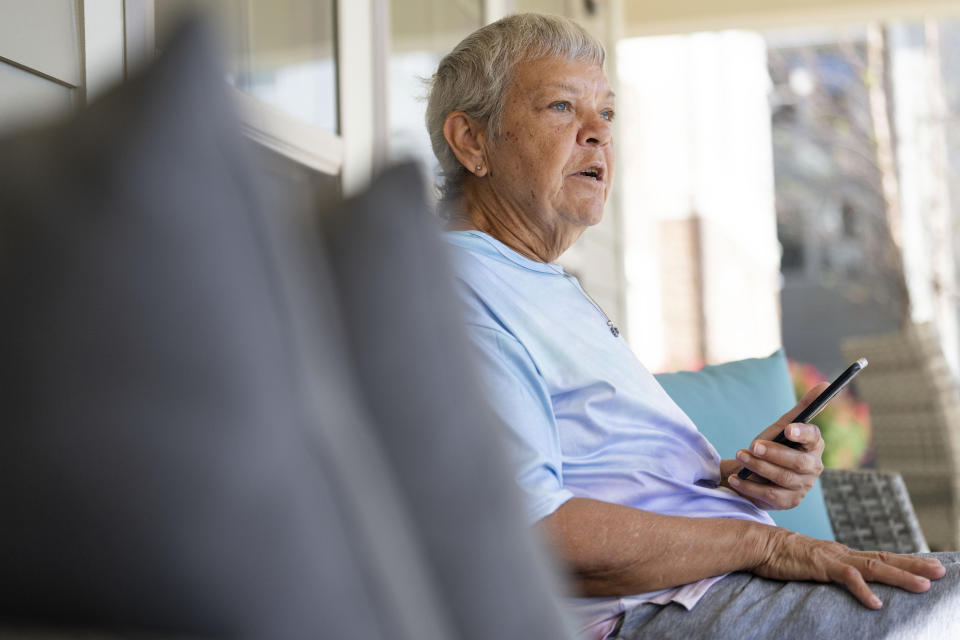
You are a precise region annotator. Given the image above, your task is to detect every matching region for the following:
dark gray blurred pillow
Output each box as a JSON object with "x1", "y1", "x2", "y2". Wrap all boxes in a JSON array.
[
  {"x1": 0, "y1": 20, "x2": 450, "y2": 639},
  {"x1": 322, "y1": 163, "x2": 576, "y2": 640}
]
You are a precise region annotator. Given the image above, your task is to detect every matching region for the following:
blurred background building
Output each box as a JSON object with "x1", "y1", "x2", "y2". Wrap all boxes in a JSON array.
[{"x1": 5, "y1": 0, "x2": 960, "y2": 476}]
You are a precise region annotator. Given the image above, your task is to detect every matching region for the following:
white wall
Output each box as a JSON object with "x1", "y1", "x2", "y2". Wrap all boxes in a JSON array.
[
  {"x1": 0, "y1": 0, "x2": 125, "y2": 133},
  {"x1": 618, "y1": 31, "x2": 782, "y2": 371}
]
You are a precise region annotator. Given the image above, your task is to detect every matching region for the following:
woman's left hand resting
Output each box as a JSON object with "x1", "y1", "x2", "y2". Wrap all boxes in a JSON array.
[{"x1": 719, "y1": 382, "x2": 830, "y2": 510}]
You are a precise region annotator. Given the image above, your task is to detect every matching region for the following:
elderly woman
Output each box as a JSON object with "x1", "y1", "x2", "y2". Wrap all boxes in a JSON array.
[{"x1": 427, "y1": 12, "x2": 958, "y2": 640}]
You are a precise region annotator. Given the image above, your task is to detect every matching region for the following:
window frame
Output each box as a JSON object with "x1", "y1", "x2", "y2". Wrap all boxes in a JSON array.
[
  {"x1": 123, "y1": 0, "x2": 355, "y2": 185},
  {"x1": 121, "y1": 0, "x2": 510, "y2": 193}
]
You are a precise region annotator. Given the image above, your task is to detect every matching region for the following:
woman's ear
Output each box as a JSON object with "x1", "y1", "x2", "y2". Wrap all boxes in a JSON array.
[{"x1": 443, "y1": 111, "x2": 488, "y2": 177}]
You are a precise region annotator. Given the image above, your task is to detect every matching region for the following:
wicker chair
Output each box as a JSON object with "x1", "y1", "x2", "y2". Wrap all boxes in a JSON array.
[
  {"x1": 821, "y1": 468, "x2": 929, "y2": 553},
  {"x1": 842, "y1": 323, "x2": 960, "y2": 550}
]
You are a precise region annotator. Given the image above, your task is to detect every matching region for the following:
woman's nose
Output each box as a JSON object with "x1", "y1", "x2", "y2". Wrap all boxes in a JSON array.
[{"x1": 579, "y1": 115, "x2": 611, "y2": 146}]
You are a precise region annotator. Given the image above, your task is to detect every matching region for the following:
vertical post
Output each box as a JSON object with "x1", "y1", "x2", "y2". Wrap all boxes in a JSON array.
[
  {"x1": 83, "y1": 0, "x2": 125, "y2": 101},
  {"x1": 866, "y1": 22, "x2": 908, "y2": 318},
  {"x1": 370, "y1": 0, "x2": 390, "y2": 172},
  {"x1": 122, "y1": 0, "x2": 155, "y2": 78},
  {"x1": 922, "y1": 20, "x2": 959, "y2": 375},
  {"x1": 483, "y1": 0, "x2": 510, "y2": 25},
  {"x1": 339, "y1": 0, "x2": 376, "y2": 196}
]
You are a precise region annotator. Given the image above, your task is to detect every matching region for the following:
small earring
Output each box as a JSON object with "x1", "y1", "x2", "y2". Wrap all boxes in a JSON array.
[{"x1": 476, "y1": 164, "x2": 483, "y2": 173}]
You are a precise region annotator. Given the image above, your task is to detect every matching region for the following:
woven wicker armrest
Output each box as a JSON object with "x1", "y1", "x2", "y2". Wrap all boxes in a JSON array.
[{"x1": 819, "y1": 468, "x2": 930, "y2": 554}]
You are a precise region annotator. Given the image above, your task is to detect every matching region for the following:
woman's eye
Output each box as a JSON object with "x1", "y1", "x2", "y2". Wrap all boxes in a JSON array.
[
  {"x1": 551, "y1": 102, "x2": 571, "y2": 112},
  {"x1": 601, "y1": 110, "x2": 615, "y2": 121}
]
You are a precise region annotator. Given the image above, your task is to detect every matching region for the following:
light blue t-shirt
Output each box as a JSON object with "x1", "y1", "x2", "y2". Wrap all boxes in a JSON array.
[{"x1": 444, "y1": 230, "x2": 775, "y2": 636}]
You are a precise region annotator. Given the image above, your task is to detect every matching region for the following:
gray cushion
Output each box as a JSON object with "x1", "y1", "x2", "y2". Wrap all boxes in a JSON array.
[
  {"x1": 0, "y1": 19, "x2": 450, "y2": 639},
  {"x1": 322, "y1": 163, "x2": 575, "y2": 640}
]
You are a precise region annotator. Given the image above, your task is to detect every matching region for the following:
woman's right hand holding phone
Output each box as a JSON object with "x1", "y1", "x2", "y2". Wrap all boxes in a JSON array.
[{"x1": 722, "y1": 383, "x2": 829, "y2": 510}]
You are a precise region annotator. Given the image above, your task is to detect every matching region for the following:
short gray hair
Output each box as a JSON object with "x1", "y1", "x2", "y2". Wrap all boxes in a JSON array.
[{"x1": 425, "y1": 13, "x2": 605, "y2": 204}]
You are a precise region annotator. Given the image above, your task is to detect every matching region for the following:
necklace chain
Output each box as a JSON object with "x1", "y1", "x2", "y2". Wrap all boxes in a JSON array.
[{"x1": 552, "y1": 267, "x2": 621, "y2": 337}]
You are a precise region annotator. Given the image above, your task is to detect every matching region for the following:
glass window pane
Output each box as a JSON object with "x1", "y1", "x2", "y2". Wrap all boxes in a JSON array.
[
  {"x1": 389, "y1": 0, "x2": 482, "y2": 185},
  {"x1": 244, "y1": 0, "x2": 337, "y2": 133},
  {"x1": 156, "y1": 0, "x2": 338, "y2": 134}
]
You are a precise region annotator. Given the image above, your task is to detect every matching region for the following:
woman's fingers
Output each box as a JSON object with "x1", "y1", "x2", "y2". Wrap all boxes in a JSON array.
[
  {"x1": 754, "y1": 382, "x2": 830, "y2": 446},
  {"x1": 853, "y1": 553, "x2": 933, "y2": 593},
  {"x1": 765, "y1": 382, "x2": 831, "y2": 435},
  {"x1": 829, "y1": 552, "x2": 944, "y2": 608},
  {"x1": 728, "y1": 473, "x2": 803, "y2": 509},
  {"x1": 876, "y1": 552, "x2": 946, "y2": 581},
  {"x1": 781, "y1": 423, "x2": 825, "y2": 453},
  {"x1": 829, "y1": 562, "x2": 883, "y2": 609},
  {"x1": 739, "y1": 442, "x2": 823, "y2": 480}
]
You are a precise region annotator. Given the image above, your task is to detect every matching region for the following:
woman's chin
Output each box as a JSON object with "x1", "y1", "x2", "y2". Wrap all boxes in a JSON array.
[
  {"x1": 556, "y1": 197, "x2": 606, "y2": 228},
  {"x1": 571, "y1": 205, "x2": 606, "y2": 228}
]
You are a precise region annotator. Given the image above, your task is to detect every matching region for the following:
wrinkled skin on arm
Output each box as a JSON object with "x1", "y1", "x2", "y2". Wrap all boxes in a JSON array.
[
  {"x1": 538, "y1": 498, "x2": 945, "y2": 609},
  {"x1": 536, "y1": 384, "x2": 945, "y2": 609}
]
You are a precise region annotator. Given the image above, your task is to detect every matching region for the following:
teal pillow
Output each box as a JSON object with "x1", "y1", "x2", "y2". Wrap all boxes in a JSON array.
[{"x1": 654, "y1": 350, "x2": 834, "y2": 540}]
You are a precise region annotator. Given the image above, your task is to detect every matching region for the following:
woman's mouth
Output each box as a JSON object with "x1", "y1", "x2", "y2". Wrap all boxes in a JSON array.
[{"x1": 572, "y1": 164, "x2": 605, "y2": 183}]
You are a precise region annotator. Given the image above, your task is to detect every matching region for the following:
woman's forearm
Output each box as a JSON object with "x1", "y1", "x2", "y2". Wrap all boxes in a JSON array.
[{"x1": 536, "y1": 496, "x2": 775, "y2": 596}]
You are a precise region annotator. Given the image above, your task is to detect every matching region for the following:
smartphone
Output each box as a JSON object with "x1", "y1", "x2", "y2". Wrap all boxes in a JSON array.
[{"x1": 736, "y1": 357, "x2": 868, "y2": 482}]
